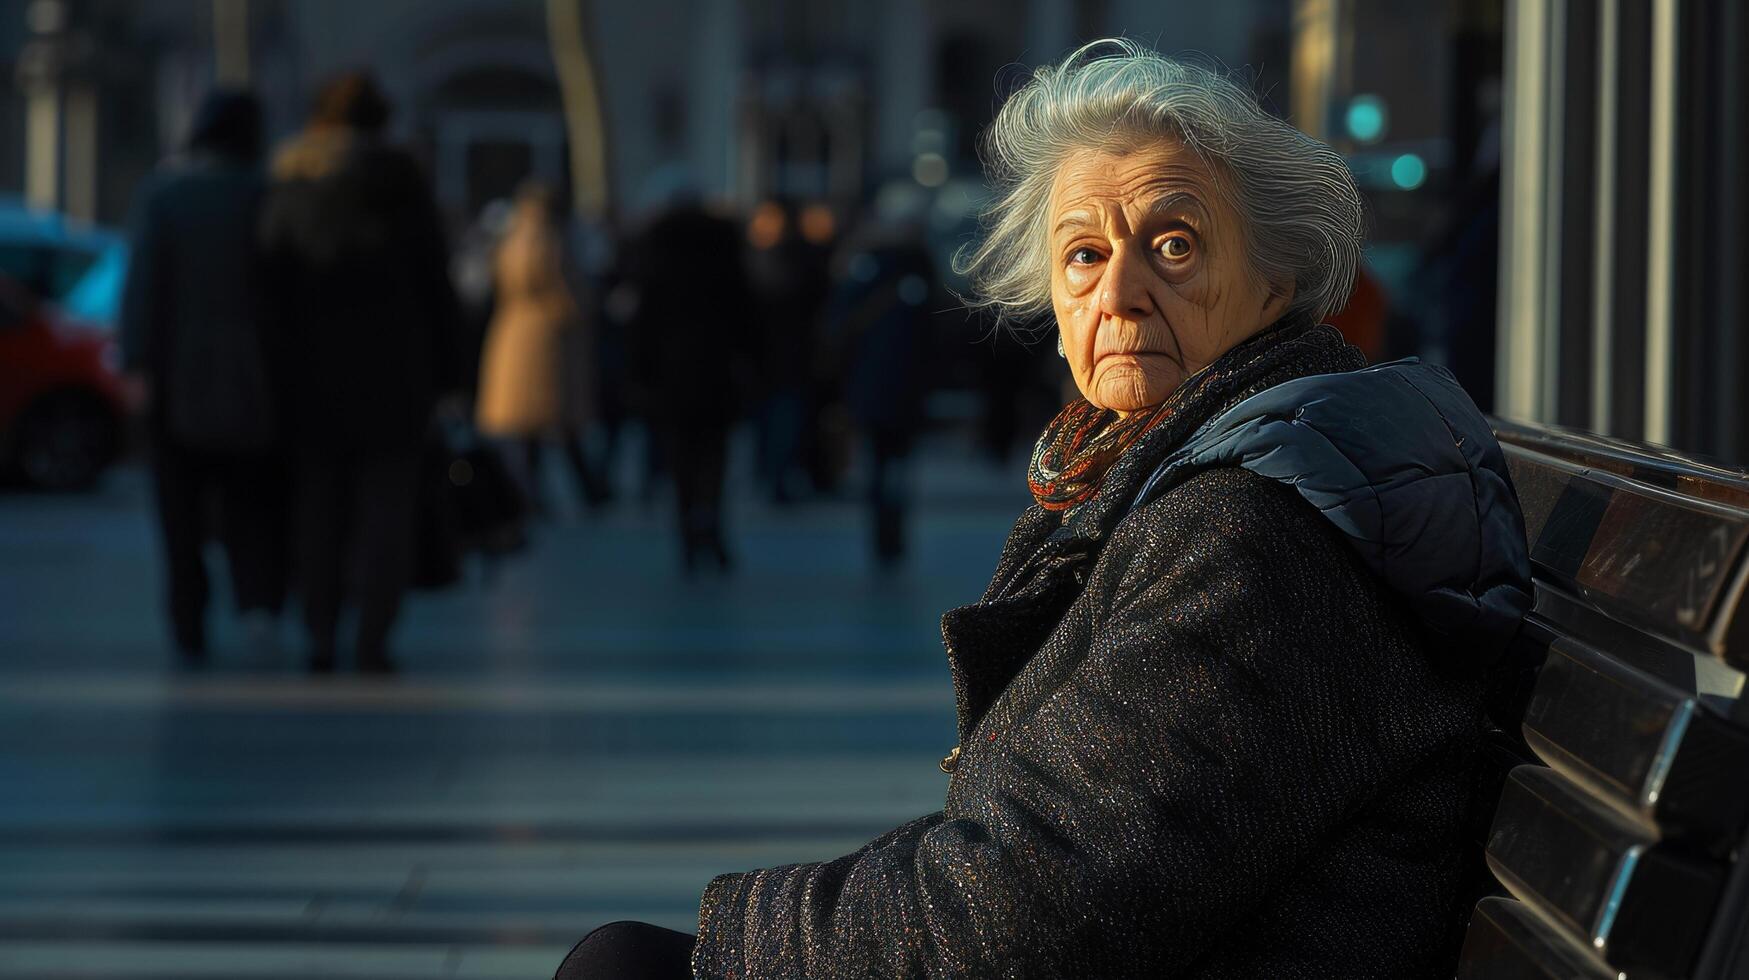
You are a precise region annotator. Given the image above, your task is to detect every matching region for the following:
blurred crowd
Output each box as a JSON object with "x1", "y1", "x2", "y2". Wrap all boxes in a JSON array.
[{"x1": 116, "y1": 73, "x2": 1062, "y2": 674}]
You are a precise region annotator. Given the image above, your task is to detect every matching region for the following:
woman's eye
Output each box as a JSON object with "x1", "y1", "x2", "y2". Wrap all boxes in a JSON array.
[
  {"x1": 1070, "y1": 247, "x2": 1102, "y2": 266},
  {"x1": 1161, "y1": 236, "x2": 1193, "y2": 259}
]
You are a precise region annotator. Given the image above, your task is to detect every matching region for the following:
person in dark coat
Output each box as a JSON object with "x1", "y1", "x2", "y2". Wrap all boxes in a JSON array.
[
  {"x1": 555, "y1": 40, "x2": 1532, "y2": 979},
  {"x1": 119, "y1": 89, "x2": 286, "y2": 662},
  {"x1": 627, "y1": 204, "x2": 756, "y2": 575},
  {"x1": 821, "y1": 221, "x2": 936, "y2": 564},
  {"x1": 259, "y1": 72, "x2": 461, "y2": 673}
]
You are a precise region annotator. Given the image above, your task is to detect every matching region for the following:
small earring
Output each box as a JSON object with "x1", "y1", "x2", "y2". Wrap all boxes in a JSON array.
[{"x1": 1056, "y1": 336, "x2": 1066, "y2": 358}]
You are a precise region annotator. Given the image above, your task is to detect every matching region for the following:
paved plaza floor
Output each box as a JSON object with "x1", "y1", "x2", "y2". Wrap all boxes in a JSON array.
[{"x1": 0, "y1": 436, "x2": 1030, "y2": 978}]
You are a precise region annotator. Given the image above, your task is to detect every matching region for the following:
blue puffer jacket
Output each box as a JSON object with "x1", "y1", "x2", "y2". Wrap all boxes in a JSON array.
[{"x1": 1131, "y1": 358, "x2": 1532, "y2": 661}]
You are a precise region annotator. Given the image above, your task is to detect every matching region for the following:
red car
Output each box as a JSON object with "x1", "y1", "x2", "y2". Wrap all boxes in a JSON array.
[{"x1": 0, "y1": 277, "x2": 126, "y2": 489}]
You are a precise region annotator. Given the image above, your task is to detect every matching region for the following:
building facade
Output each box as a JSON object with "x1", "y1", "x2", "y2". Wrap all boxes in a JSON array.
[{"x1": 1, "y1": 0, "x2": 1263, "y2": 227}]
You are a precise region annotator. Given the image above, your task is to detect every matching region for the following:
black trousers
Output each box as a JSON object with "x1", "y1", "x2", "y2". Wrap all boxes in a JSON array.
[
  {"x1": 661, "y1": 420, "x2": 730, "y2": 570},
  {"x1": 149, "y1": 438, "x2": 288, "y2": 653},
  {"x1": 293, "y1": 443, "x2": 421, "y2": 662},
  {"x1": 554, "y1": 922, "x2": 694, "y2": 980},
  {"x1": 866, "y1": 427, "x2": 912, "y2": 563}
]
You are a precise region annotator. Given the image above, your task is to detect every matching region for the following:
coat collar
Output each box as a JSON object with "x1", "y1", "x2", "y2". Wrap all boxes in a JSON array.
[
  {"x1": 941, "y1": 321, "x2": 1367, "y2": 743},
  {"x1": 1021, "y1": 321, "x2": 1363, "y2": 576}
]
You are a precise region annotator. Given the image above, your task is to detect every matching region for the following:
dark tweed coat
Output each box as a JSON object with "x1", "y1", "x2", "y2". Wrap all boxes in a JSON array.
[{"x1": 693, "y1": 323, "x2": 1532, "y2": 979}]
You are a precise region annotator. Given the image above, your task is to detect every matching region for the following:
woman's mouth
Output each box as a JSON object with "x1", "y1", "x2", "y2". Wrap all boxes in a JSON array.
[{"x1": 1095, "y1": 350, "x2": 1164, "y2": 366}]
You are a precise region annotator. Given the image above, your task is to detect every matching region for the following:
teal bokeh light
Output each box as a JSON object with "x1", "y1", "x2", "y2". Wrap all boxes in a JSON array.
[
  {"x1": 1345, "y1": 95, "x2": 1387, "y2": 144},
  {"x1": 1389, "y1": 153, "x2": 1427, "y2": 190}
]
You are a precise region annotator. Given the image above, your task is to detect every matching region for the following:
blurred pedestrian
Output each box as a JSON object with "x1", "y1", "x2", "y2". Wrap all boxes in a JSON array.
[
  {"x1": 628, "y1": 204, "x2": 755, "y2": 574},
  {"x1": 450, "y1": 197, "x2": 515, "y2": 396},
  {"x1": 746, "y1": 199, "x2": 831, "y2": 504},
  {"x1": 119, "y1": 89, "x2": 287, "y2": 664},
  {"x1": 587, "y1": 219, "x2": 636, "y2": 499},
  {"x1": 822, "y1": 221, "x2": 935, "y2": 565},
  {"x1": 260, "y1": 71, "x2": 462, "y2": 673},
  {"x1": 475, "y1": 182, "x2": 605, "y2": 512}
]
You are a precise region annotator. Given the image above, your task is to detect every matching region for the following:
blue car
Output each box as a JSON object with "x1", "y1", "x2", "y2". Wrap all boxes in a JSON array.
[{"x1": 0, "y1": 199, "x2": 129, "y2": 331}]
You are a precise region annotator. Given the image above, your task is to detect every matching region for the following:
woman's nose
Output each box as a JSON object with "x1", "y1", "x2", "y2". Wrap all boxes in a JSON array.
[{"x1": 1098, "y1": 246, "x2": 1155, "y2": 320}]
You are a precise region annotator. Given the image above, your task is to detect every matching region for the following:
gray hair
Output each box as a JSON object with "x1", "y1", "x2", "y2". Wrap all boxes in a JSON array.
[{"x1": 954, "y1": 39, "x2": 1365, "y2": 331}]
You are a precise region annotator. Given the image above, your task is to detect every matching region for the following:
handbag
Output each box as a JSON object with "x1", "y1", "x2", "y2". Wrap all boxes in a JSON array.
[
  {"x1": 412, "y1": 420, "x2": 528, "y2": 591},
  {"x1": 436, "y1": 419, "x2": 529, "y2": 557}
]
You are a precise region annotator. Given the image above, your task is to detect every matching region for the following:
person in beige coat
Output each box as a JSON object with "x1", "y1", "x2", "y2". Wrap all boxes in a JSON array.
[{"x1": 475, "y1": 183, "x2": 606, "y2": 510}]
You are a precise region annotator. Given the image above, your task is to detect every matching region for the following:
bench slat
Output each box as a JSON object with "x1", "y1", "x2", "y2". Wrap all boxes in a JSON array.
[
  {"x1": 1457, "y1": 897, "x2": 1616, "y2": 980},
  {"x1": 1524, "y1": 637, "x2": 1749, "y2": 852},
  {"x1": 1505, "y1": 446, "x2": 1749, "y2": 667},
  {"x1": 1495, "y1": 420, "x2": 1749, "y2": 512},
  {"x1": 1486, "y1": 765, "x2": 1726, "y2": 977}
]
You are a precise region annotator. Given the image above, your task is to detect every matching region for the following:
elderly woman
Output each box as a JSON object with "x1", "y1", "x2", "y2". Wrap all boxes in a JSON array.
[{"x1": 556, "y1": 40, "x2": 1531, "y2": 979}]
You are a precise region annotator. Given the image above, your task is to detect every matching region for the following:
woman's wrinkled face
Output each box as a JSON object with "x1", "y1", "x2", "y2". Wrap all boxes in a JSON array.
[{"x1": 1049, "y1": 142, "x2": 1292, "y2": 414}]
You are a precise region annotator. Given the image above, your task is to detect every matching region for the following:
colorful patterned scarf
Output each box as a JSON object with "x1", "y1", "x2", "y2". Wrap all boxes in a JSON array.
[{"x1": 1027, "y1": 398, "x2": 1174, "y2": 512}]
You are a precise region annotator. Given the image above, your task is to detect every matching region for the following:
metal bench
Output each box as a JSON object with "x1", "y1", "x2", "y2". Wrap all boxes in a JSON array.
[{"x1": 1457, "y1": 420, "x2": 1749, "y2": 979}]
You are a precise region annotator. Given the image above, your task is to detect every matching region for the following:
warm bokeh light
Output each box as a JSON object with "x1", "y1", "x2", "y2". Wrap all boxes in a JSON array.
[
  {"x1": 746, "y1": 199, "x2": 786, "y2": 250},
  {"x1": 798, "y1": 202, "x2": 836, "y2": 245}
]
